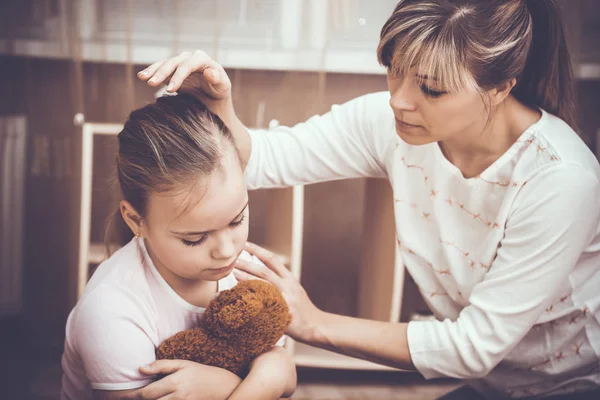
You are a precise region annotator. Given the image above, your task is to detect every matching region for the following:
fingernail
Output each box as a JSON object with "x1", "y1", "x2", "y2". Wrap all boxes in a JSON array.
[
  {"x1": 149, "y1": 76, "x2": 158, "y2": 83},
  {"x1": 208, "y1": 68, "x2": 218, "y2": 80},
  {"x1": 138, "y1": 70, "x2": 148, "y2": 76},
  {"x1": 167, "y1": 82, "x2": 175, "y2": 91}
]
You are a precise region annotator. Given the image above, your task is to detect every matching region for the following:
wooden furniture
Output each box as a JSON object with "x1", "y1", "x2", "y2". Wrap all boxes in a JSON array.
[{"x1": 77, "y1": 121, "x2": 406, "y2": 371}]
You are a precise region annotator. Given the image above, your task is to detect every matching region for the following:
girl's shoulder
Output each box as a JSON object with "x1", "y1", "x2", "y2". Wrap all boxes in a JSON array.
[{"x1": 72, "y1": 239, "x2": 154, "y2": 325}]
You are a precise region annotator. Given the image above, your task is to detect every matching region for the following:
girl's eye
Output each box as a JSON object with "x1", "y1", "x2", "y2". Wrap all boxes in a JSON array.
[
  {"x1": 420, "y1": 85, "x2": 446, "y2": 98},
  {"x1": 230, "y1": 215, "x2": 245, "y2": 227},
  {"x1": 182, "y1": 236, "x2": 207, "y2": 247},
  {"x1": 181, "y1": 216, "x2": 245, "y2": 247}
]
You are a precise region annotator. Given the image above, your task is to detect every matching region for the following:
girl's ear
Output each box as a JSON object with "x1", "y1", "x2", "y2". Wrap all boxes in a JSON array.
[{"x1": 120, "y1": 200, "x2": 143, "y2": 237}]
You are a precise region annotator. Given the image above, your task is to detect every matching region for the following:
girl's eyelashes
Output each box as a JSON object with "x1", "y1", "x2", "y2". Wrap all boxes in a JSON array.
[
  {"x1": 182, "y1": 235, "x2": 207, "y2": 247},
  {"x1": 230, "y1": 215, "x2": 245, "y2": 227},
  {"x1": 420, "y1": 85, "x2": 446, "y2": 98},
  {"x1": 181, "y1": 216, "x2": 246, "y2": 247}
]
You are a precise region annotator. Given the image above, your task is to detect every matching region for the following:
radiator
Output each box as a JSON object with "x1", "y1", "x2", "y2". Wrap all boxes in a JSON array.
[{"x1": 0, "y1": 116, "x2": 27, "y2": 315}]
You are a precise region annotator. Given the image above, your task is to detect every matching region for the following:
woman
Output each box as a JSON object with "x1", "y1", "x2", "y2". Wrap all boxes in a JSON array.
[{"x1": 139, "y1": 0, "x2": 600, "y2": 398}]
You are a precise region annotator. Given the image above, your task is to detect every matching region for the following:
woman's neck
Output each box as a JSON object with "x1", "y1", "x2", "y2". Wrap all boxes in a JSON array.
[{"x1": 439, "y1": 96, "x2": 541, "y2": 178}]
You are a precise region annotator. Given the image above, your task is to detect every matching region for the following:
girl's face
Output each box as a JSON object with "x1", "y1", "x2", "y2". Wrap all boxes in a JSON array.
[
  {"x1": 387, "y1": 67, "x2": 490, "y2": 146},
  {"x1": 140, "y1": 146, "x2": 249, "y2": 281}
]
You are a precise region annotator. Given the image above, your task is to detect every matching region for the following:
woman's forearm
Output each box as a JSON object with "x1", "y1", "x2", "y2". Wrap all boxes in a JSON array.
[
  {"x1": 309, "y1": 311, "x2": 416, "y2": 371},
  {"x1": 221, "y1": 108, "x2": 252, "y2": 168}
]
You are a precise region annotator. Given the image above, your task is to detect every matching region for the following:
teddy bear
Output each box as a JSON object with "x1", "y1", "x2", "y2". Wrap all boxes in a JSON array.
[{"x1": 155, "y1": 279, "x2": 292, "y2": 378}]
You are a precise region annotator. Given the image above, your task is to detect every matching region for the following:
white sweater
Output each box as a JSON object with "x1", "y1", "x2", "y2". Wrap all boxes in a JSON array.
[{"x1": 244, "y1": 91, "x2": 600, "y2": 398}]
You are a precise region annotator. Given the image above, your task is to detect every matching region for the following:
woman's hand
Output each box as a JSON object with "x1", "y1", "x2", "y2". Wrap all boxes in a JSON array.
[
  {"x1": 138, "y1": 50, "x2": 252, "y2": 166},
  {"x1": 124, "y1": 359, "x2": 241, "y2": 400},
  {"x1": 234, "y1": 242, "x2": 325, "y2": 344},
  {"x1": 137, "y1": 50, "x2": 232, "y2": 118}
]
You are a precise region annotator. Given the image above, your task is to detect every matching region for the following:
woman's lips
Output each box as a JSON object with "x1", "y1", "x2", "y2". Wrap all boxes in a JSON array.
[{"x1": 395, "y1": 118, "x2": 420, "y2": 129}]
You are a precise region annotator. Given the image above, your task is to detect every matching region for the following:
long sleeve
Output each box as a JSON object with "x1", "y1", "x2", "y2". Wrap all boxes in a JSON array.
[
  {"x1": 406, "y1": 162, "x2": 600, "y2": 379},
  {"x1": 244, "y1": 91, "x2": 397, "y2": 189}
]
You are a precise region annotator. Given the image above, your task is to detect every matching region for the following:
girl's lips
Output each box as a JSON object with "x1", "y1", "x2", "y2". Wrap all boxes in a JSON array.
[{"x1": 210, "y1": 262, "x2": 236, "y2": 274}]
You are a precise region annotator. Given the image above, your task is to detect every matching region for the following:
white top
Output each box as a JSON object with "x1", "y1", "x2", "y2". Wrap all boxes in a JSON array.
[
  {"x1": 244, "y1": 91, "x2": 600, "y2": 398},
  {"x1": 60, "y1": 238, "x2": 271, "y2": 400}
]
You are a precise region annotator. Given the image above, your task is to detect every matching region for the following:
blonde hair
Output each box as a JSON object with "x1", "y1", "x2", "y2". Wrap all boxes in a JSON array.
[{"x1": 377, "y1": 0, "x2": 576, "y2": 129}]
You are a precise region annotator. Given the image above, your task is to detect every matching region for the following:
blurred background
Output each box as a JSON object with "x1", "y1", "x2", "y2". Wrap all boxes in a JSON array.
[{"x1": 0, "y1": 1, "x2": 599, "y2": 399}]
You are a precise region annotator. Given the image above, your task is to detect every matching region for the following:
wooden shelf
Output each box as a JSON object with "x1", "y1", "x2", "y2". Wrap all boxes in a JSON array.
[
  {"x1": 2, "y1": 38, "x2": 599, "y2": 78},
  {"x1": 0, "y1": 38, "x2": 385, "y2": 75},
  {"x1": 88, "y1": 242, "x2": 110, "y2": 264},
  {"x1": 292, "y1": 342, "x2": 399, "y2": 371}
]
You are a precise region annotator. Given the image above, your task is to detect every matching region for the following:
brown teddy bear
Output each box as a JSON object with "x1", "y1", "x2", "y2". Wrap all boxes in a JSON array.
[{"x1": 155, "y1": 279, "x2": 292, "y2": 378}]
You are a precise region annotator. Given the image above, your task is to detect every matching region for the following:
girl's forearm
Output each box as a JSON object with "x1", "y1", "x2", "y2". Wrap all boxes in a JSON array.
[
  {"x1": 228, "y1": 348, "x2": 297, "y2": 400},
  {"x1": 309, "y1": 310, "x2": 416, "y2": 371}
]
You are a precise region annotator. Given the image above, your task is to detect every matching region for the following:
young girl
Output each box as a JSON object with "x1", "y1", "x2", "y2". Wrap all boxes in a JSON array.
[
  {"x1": 140, "y1": 0, "x2": 600, "y2": 399},
  {"x1": 60, "y1": 93, "x2": 296, "y2": 400}
]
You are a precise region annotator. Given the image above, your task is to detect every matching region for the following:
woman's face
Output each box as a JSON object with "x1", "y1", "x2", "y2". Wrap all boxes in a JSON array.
[
  {"x1": 141, "y1": 145, "x2": 249, "y2": 282},
  {"x1": 387, "y1": 67, "x2": 489, "y2": 145}
]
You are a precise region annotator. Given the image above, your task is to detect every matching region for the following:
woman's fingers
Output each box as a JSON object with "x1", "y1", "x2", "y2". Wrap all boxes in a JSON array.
[
  {"x1": 137, "y1": 59, "x2": 166, "y2": 81},
  {"x1": 244, "y1": 242, "x2": 290, "y2": 278},
  {"x1": 234, "y1": 258, "x2": 282, "y2": 287},
  {"x1": 167, "y1": 50, "x2": 226, "y2": 97},
  {"x1": 145, "y1": 51, "x2": 193, "y2": 87},
  {"x1": 233, "y1": 266, "x2": 266, "y2": 283}
]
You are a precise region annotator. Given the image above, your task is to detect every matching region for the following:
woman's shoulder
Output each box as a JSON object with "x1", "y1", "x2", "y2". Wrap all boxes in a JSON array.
[
  {"x1": 511, "y1": 110, "x2": 600, "y2": 185},
  {"x1": 533, "y1": 110, "x2": 600, "y2": 176}
]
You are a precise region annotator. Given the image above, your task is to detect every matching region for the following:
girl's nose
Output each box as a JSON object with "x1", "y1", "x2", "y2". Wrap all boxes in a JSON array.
[{"x1": 210, "y1": 232, "x2": 236, "y2": 260}]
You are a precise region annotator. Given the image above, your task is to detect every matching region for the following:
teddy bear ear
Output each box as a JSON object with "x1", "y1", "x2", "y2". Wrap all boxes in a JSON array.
[{"x1": 219, "y1": 297, "x2": 263, "y2": 331}]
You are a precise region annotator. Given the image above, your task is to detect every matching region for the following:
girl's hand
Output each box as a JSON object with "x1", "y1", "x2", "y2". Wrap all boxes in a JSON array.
[
  {"x1": 234, "y1": 242, "x2": 325, "y2": 344},
  {"x1": 125, "y1": 359, "x2": 241, "y2": 400},
  {"x1": 137, "y1": 50, "x2": 233, "y2": 117}
]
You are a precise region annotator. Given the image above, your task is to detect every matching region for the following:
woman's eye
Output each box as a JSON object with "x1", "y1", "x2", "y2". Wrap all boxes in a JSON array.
[
  {"x1": 182, "y1": 236, "x2": 207, "y2": 247},
  {"x1": 420, "y1": 85, "x2": 446, "y2": 98}
]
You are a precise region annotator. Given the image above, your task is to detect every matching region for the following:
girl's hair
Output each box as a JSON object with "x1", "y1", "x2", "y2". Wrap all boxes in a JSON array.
[
  {"x1": 377, "y1": 0, "x2": 577, "y2": 130},
  {"x1": 105, "y1": 93, "x2": 237, "y2": 247}
]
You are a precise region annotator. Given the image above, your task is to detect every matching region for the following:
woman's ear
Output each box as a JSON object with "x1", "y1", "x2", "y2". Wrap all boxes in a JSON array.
[
  {"x1": 120, "y1": 200, "x2": 143, "y2": 237},
  {"x1": 490, "y1": 78, "x2": 517, "y2": 106}
]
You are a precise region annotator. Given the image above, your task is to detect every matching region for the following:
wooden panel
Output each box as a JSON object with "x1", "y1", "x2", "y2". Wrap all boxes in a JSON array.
[{"x1": 357, "y1": 179, "x2": 400, "y2": 322}]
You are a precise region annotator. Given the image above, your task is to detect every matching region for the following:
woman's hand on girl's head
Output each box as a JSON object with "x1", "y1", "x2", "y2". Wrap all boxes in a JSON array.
[
  {"x1": 137, "y1": 50, "x2": 233, "y2": 115},
  {"x1": 234, "y1": 242, "x2": 325, "y2": 344},
  {"x1": 138, "y1": 50, "x2": 252, "y2": 166},
  {"x1": 124, "y1": 359, "x2": 241, "y2": 400}
]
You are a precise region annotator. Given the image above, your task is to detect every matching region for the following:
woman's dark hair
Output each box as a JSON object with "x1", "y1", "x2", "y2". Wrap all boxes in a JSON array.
[{"x1": 377, "y1": 0, "x2": 577, "y2": 129}]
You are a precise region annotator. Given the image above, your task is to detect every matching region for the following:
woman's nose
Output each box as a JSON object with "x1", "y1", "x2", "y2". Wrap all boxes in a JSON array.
[
  {"x1": 389, "y1": 78, "x2": 417, "y2": 112},
  {"x1": 210, "y1": 231, "x2": 236, "y2": 260}
]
